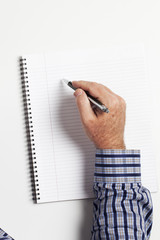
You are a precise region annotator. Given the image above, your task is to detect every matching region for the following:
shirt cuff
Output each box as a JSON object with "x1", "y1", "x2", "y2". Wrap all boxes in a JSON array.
[{"x1": 94, "y1": 149, "x2": 141, "y2": 183}]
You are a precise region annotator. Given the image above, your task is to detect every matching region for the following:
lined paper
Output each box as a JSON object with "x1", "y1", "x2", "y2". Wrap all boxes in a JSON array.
[{"x1": 24, "y1": 45, "x2": 158, "y2": 203}]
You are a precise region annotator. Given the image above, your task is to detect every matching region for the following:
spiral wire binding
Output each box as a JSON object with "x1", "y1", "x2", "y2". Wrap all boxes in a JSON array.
[{"x1": 20, "y1": 58, "x2": 40, "y2": 202}]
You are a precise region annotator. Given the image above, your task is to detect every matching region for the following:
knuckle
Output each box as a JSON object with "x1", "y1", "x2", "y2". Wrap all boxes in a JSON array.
[
  {"x1": 90, "y1": 82, "x2": 105, "y2": 94},
  {"x1": 90, "y1": 82, "x2": 98, "y2": 88},
  {"x1": 96, "y1": 83, "x2": 105, "y2": 91},
  {"x1": 98, "y1": 83, "x2": 105, "y2": 88},
  {"x1": 112, "y1": 95, "x2": 126, "y2": 108},
  {"x1": 112, "y1": 96, "x2": 119, "y2": 107},
  {"x1": 119, "y1": 96, "x2": 126, "y2": 107}
]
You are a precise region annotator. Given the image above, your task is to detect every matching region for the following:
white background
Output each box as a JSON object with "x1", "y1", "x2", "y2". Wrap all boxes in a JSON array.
[{"x1": 0, "y1": 0, "x2": 159, "y2": 239}]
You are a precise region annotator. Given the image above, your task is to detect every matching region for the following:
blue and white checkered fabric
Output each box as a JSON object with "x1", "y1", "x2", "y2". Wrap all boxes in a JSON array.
[
  {"x1": 91, "y1": 149, "x2": 153, "y2": 239},
  {"x1": 0, "y1": 229, "x2": 14, "y2": 240},
  {"x1": 0, "y1": 149, "x2": 153, "y2": 240}
]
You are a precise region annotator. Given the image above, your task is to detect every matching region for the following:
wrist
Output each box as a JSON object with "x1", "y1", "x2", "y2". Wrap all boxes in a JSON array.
[{"x1": 95, "y1": 138, "x2": 126, "y2": 150}]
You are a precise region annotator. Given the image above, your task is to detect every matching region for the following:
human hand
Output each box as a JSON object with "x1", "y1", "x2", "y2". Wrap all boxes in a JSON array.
[{"x1": 72, "y1": 81, "x2": 126, "y2": 149}]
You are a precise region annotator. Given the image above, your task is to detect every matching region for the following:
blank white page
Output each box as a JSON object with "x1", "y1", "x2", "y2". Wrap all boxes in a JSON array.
[{"x1": 23, "y1": 45, "x2": 158, "y2": 203}]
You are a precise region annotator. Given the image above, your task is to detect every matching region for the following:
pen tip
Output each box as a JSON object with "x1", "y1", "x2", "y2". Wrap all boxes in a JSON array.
[{"x1": 62, "y1": 78, "x2": 69, "y2": 85}]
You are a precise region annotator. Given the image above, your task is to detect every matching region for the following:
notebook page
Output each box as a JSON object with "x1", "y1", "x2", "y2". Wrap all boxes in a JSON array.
[
  {"x1": 44, "y1": 46, "x2": 157, "y2": 198},
  {"x1": 25, "y1": 55, "x2": 59, "y2": 202},
  {"x1": 26, "y1": 54, "x2": 95, "y2": 203},
  {"x1": 23, "y1": 45, "x2": 157, "y2": 203}
]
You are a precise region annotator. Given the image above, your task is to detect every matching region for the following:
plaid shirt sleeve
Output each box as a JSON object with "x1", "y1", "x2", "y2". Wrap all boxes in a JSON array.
[{"x1": 91, "y1": 149, "x2": 153, "y2": 240}]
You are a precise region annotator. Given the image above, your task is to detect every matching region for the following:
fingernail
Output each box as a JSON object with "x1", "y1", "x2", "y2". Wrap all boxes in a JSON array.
[{"x1": 74, "y1": 89, "x2": 82, "y2": 97}]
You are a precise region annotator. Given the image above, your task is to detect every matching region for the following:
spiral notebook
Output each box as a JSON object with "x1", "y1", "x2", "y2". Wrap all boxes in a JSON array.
[{"x1": 20, "y1": 46, "x2": 158, "y2": 204}]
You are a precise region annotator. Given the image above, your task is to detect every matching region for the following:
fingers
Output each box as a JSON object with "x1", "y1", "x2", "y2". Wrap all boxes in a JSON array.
[
  {"x1": 102, "y1": 84, "x2": 116, "y2": 95},
  {"x1": 72, "y1": 81, "x2": 117, "y2": 115},
  {"x1": 74, "y1": 88, "x2": 96, "y2": 124},
  {"x1": 72, "y1": 81, "x2": 109, "y2": 101}
]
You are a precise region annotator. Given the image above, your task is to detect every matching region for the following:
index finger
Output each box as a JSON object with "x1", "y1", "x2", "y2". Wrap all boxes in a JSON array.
[{"x1": 72, "y1": 81, "x2": 109, "y2": 101}]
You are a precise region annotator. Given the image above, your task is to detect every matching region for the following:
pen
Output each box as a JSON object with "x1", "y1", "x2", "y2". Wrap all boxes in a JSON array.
[{"x1": 62, "y1": 79, "x2": 109, "y2": 113}]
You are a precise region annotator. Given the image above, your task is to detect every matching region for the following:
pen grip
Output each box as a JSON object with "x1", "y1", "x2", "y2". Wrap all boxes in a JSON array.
[
  {"x1": 69, "y1": 82, "x2": 103, "y2": 105},
  {"x1": 85, "y1": 91, "x2": 103, "y2": 105},
  {"x1": 69, "y1": 81, "x2": 109, "y2": 113}
]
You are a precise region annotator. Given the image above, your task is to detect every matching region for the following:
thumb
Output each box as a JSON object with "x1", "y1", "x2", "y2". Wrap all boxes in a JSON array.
[{"x1": 74, "y1": 89, "x2": 96, "y2": 124}]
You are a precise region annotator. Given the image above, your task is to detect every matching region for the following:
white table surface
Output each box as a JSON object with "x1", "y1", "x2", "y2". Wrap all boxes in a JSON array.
[{"x1": 0, "y1": 1, "x2": 159, "y2": 239}]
